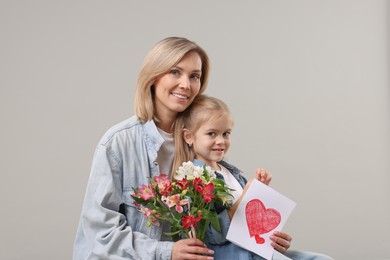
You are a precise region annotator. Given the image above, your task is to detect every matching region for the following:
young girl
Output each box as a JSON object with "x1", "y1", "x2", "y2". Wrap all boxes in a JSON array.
[{"x1": 173, "y1": 95, "x2": 333, "y2": 260}]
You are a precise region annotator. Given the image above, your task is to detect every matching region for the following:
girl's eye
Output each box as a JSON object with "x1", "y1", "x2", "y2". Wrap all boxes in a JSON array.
[
  {"x1": 207, "y1": 132, "x2": 216, "y2": 137},
  {"x1": 223, "y1": 132, "x2": 231, "y2": 137}
]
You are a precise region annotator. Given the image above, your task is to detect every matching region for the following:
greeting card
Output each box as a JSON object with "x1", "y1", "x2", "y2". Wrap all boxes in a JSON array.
[{"x1": 226, "y1": 179, "x2": 296, "y2": 260}]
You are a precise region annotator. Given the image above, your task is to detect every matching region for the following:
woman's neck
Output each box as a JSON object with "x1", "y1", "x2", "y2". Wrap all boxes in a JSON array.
[
  {"x1": 155, "y1": 111, "x2": 176, "y2": 133},
  {"x1": 155, "y1": 119, "x2": 174, "y2": 133}
]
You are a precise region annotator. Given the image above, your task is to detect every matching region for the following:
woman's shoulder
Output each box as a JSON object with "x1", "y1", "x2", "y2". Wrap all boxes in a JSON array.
[{"x1": 98, "y1": 115, "x2": 143, "y2": 146}]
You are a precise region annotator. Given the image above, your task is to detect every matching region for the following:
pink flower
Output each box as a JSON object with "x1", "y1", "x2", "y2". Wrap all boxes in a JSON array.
[
  {"x1": 153, "y1": 174, "x2": 172, "y2": 196},
  {"x1": 182, "y1": 214, "x2": 202, "y2": 229},
  {"x1": 162, "y1": 194, "x2": 189, "y2": 213},
  {"x1": 140, "y1": 207, "x2": 160, "y2": 226},
  {"x1": 133, "y1": 201, "x2": 142, "y2": 210},
  {"x1": 138, "y1": 183, "x2": 156, "y2": 200}
]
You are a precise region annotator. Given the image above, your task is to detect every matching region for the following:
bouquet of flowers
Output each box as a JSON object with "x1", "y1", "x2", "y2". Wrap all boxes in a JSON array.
[{"x1": 131, "y1": 161, "x2": 234, "y2": 242}]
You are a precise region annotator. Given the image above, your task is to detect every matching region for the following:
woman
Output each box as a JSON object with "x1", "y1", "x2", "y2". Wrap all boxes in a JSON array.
[{"x1": 73, "y1": 37, "x2": 293, "y2": 260}]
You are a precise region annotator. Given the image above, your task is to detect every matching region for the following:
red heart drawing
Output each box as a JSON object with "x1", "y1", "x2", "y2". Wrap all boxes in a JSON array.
[{"x1": 245, "y1": 199, "x2": 281, "y2": 244}]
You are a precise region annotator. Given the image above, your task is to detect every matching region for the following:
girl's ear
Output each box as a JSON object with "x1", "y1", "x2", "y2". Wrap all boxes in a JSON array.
[{"x1": 183, "y1": 128, "x2": 193, "y2": 146}]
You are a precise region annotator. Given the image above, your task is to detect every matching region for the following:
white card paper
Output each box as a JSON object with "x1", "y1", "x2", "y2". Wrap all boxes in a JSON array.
[{"x1": 226, "y1": 179, "x2": 297, "y2": 260}]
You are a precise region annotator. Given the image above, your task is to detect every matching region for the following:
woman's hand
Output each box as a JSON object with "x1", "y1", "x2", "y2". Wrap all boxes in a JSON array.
[
  {"x1": 254, "y1": 168, "x2": 272, "y2": 185},
  {"x1": 270, "y1": 231, "x2": 292, "y2": 254},
  {"x1": 171, "y1": 238, "x2": 214, "y2": 260}
]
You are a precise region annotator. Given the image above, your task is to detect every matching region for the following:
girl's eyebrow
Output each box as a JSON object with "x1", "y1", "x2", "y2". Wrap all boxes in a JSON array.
[{"x1": 204, "y1": 128, "x2": 232, "y2": 132}]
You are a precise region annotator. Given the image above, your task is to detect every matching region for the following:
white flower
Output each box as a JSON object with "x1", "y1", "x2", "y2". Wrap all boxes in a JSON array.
[
  {"x1": 174, "y1": 161, "x2": 196, "y2": 180},
  {"x1": 174, "y1": 161, "x2": 216, "y2": 181},
  {"x1": 205, "y1": 166, "x2": 216, "y2": 179},
  {"x1": 218, "y1": 193, "x2": 234, "y2": 207},
  {"x1": 192, "y1": 165, "x2": 205, "y2": 179}
]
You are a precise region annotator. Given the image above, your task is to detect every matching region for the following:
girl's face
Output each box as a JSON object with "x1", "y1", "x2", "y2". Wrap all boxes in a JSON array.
[
  {"x1": 153, "y1": 52, "x2": 202, "y2": 122},
  {"x1": 184, "y1": 114, "x2": 233, "y2": 170}
]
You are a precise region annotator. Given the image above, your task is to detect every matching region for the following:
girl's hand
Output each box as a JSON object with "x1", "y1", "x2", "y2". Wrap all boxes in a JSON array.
[
  {"x1": 171, "y1": 238, "x2": 214, "y2": 260},
  {"x1": 270, "y1": 231, "x2": 292, "y2": 254},
  {"x1": 228, "y1": 168, "x2": 272, "y2": 220},
  {"x1": 254, "y1": 168, "x2": 272, "y2": 185}
]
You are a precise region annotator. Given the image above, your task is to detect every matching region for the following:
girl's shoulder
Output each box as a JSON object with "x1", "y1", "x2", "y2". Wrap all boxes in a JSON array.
[{"x1": 218, "y1": 160, "x2": 242, "y2": 174}]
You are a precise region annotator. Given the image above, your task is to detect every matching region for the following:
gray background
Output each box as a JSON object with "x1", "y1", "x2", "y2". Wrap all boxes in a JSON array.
[{"x1": 1, "y1": 1, "x2": 389, "y2": 259}]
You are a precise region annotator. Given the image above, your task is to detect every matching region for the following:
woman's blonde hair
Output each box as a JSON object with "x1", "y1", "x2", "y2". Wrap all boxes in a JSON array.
[
  {"x1": 172, "y1": 95, "x2": 233, "y2": 177},
  {"x1": 134, "y1": 37, "x2": 210, "y2": 123}
]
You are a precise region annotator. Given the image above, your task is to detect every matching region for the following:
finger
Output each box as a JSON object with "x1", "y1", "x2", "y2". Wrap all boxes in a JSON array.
[
  {"x1": 185, "y1": 253, "x2": 214, "y2": 260},
  {"x1": 172, "y1": 240, "x2": 214, "y2": 260},
  {"x1": 261, "y1": 171, "x2": 268, "y2": 182},
  {"x1": 183, "y1": 238, "x2": 207, "y2": 247},
  {"x1": 270, "y1": 234, "x2": 291, "y2": 253},
  {"x1": 270, "y1": 240, "x2": 287, "y2": 254},
  {"x1": 187, "y1": 246, "x2": 214, "y2": 255},
  {"x1": 255, "y1": 168, "x2": 272, "y2": 185},
  {"x1": 255, "y1": 168, "x2": 265, "y2": 180},
  {"x1": 182, "y1": 247, "x2": 214, "y2": 260},
  {"x1": 273, "y1": 231, "x2": 292, "y2": 242},
  {"x1": 182, "y1": 239, "x2": 214, "y2": 256},
  {"x1": 263, "y1": 171, "x2": 272, "y2": 185}
]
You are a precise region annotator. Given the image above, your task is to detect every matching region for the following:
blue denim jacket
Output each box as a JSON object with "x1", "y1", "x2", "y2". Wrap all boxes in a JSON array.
[{"x1": 73, "y1": 116, "x2": 173, "y2": 260}]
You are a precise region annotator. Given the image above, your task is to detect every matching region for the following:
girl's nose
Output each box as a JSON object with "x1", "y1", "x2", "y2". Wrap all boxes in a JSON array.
[{"x1": 215, "y1": 136, "x2": 224, "y2": 144}]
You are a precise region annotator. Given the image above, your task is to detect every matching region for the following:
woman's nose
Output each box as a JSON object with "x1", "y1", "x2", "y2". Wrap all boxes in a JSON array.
[{"x1": 179, "y1": 76, "x2": 190, "y2": 89}]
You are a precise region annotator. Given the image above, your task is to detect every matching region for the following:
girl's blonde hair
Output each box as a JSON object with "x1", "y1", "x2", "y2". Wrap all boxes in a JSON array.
[
  {"x1": 134, "y1": 37, "x2": 210, "y2": 123},
  {"x1": 172, "y1": 95, "x2": 233, "y2": 176}
]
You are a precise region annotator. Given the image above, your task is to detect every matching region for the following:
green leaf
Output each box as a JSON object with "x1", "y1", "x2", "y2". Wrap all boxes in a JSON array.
[
  {"x1": 163, "y1": 229, "x2": 182, "y2": 236},
  {"x1": 210, "y1": 215, "x2": 221, "y2": 232},
  {"x1": 211, "y1": 179, "x2": 225, "y2": 186}
]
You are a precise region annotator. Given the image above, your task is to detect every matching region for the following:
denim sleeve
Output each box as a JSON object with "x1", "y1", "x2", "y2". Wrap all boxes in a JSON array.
[
  {"x1": 205, "y1": 209, "x2": 231, "y2": 245},
  {"x1": 73, "y1": 144, "x2": 173, "y2": 260}
]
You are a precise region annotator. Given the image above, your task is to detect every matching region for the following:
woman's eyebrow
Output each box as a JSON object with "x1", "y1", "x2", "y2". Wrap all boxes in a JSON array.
[{"x1": 173, "y1": 65, "x2": 202, "y2": 73}]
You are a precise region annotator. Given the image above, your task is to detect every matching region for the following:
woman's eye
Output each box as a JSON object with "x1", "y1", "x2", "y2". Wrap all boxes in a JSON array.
[
  {"x1": 170, "y1": 70, "x2": 180, "y2": 76},
  {"x1": 191, "y1": 74, "x2": 200, "y2": 80}
]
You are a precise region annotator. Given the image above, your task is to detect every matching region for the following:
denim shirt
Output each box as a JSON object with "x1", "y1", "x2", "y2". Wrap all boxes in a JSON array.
[{"x1": 73, "y1": 116, "x2": 173, "y2": 260}]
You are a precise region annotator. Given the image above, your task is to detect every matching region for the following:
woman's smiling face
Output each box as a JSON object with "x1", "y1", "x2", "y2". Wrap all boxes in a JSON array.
[{"x1": 153, "y1": 51, "x2": 202, "y2": 122}]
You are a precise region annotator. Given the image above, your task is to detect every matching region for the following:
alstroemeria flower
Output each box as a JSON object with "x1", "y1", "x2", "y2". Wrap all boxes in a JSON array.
[
  {"x1": 174, "y1": 161, "x2": 204, "y2": 180},
  {"x1": 138, "y1": 183, "x2": 156, "y2": 200},
  {"x1": 199, "y1": 182, "x2": 215, "y2": 203},
  {"x1": 177, "y1": 178, "x2": 189, "y2": 190},
  {"x1": 182, "y1": 214, "x2": 202, "y2": 229},
  {"x1": 153, "y1": 174, "x2": 172, "y2": 196},
  {"x1": 205, "y1": 166, "x2": 217, "y2": 179},
  {"x1": 218, "y1": 193, "x2": 234, "y2": 207},
  {"x1": 162, "y1": 194, "x2": 189, "y2": 213},
  {"x1": 193, "y1": 177, "x2": 203, "y2": 192},
  {"x1": 140, "y1": 207, "x2": 160, "y2": 227}
]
